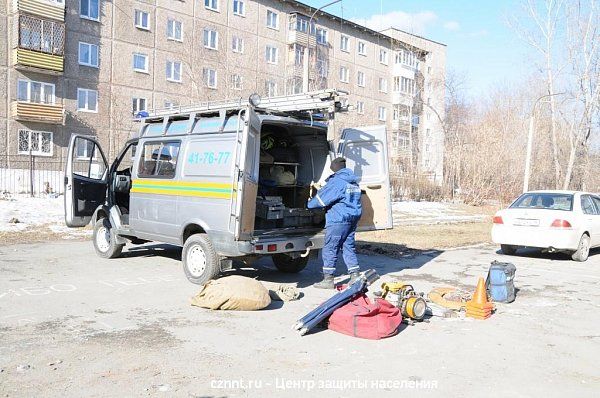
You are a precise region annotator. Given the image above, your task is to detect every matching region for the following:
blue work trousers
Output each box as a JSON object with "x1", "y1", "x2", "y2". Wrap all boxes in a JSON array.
[{"x1": 322, "y1": 222, "x2": 359, "y2": 275}]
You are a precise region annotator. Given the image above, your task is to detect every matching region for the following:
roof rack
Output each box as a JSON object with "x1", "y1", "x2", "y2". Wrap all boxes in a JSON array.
[{"x1": 139, "y1": 88, "x2": 349, "y2": 121}]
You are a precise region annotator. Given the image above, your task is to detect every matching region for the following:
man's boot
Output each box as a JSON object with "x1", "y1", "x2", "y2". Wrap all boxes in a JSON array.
[
  {"x1": 313, "y1": 274, "x2": 335, "y2": 289},
  {"x1": 348, "y1": 271, "x2": 361, "y2": 285}
]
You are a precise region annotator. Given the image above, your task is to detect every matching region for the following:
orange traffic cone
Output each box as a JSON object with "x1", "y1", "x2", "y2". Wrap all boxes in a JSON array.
[{"x1": 466, "y1": 277, "x2": 494, "y2": 319}]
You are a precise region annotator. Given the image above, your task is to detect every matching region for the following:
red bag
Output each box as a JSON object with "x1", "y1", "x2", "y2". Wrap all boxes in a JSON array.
[{"x1": 328, "y1": 294, "x2": 401, "y2": 339}]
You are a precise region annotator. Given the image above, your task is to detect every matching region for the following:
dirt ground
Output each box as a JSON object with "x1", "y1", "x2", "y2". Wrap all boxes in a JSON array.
[{"x1": 1, "y1": 238, "x2": 599, "y2": 397}]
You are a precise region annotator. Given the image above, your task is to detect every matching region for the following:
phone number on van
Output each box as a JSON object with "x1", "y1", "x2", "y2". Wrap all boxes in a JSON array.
[{"x1": 188, "y1": 151, "x2": 231, "y2": 165}]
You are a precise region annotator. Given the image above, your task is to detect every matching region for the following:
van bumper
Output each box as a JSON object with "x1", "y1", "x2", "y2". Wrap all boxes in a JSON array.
[{"x1": 251, "y1": 233, "x2": 325, "y2": 255}]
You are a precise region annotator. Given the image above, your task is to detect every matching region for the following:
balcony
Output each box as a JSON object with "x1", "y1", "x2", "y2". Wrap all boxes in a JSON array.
[
  {"x1": 13, "y1": 14, "x2": 65, "y2": 73},
  {"x1": 287, "y1": 30, "x2": 316, "y2": 47},
  {"x1": 15, "y1": 0, "x2": 65, "y2": 22},
  {"x1": 12, "y1": 101, "x2": 65, "y2": 124}
]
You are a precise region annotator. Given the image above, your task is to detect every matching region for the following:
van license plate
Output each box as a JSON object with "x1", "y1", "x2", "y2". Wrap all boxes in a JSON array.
[{"x1": 513, "y1": 219, "x2": 539, "y2": 227}]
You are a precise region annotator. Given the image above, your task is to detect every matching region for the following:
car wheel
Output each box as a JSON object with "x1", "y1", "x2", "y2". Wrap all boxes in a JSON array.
[
  {"x1": 571, "y1": 234, "x2": 591, "y2": 262},
  {"x1": 500, "y1": 244, "x2": 517, "y2": 255},
  {"x1": 272, "y1": 253, "x2": 309, "y2": 273},
  {"x1": 182, "y1": 234, "x2": 220, "y2": 284},
  {"x1": 93, "y1": 218, "x2": 124, "y2": 259}
]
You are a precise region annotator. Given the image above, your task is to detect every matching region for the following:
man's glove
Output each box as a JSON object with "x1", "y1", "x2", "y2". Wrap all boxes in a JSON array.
[{"x1": 309, "y1": 181, "x2": 323, "y2": 199}]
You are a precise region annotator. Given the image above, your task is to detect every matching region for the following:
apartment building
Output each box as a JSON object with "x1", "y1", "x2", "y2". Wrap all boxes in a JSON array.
[{"x1": 0, "y1": 0, "x2": 446, "y2": 183}]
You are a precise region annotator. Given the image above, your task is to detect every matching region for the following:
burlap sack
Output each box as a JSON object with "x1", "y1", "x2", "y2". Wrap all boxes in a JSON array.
[{"x1": 190, "y1": 276, "x2": 271, "y2": 311}]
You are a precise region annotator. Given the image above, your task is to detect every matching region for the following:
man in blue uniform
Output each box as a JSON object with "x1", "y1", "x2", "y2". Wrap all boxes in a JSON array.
[{"x1": 307, "y1": 157, "x2": 362, "y2": 289}]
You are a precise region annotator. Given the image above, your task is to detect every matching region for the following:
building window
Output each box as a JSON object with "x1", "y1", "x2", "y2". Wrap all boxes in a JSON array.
[
  {"x1": 379, "y1": 77, "x2": 387, "y2": 93},
  {"x1": 316, "y1": 58, "x2": 328, "y2": 78},
  {"x1": 77, "y1": 88, "x2": 98, "y2": 112},
  {"x1": 393, "y1": 107, "x2": 399, "y2": 121},
  {"x1": 137, "y1": 141, "x2": 181, "y2": 178},
  {"x1": 167, "y1": 19, "x2": 183, "y2": 41},
  {"x1": 266, "y1": 80, "x2": 277, "y2": 96},
  {"x1": 339, "y1": 66, "x2": 349, "y2": 83},
  {"x1": 204, "y1": 0, "x2": 218, "y2": 11},
  {"x1": 134, "y1": 10, "x2": 149, "y2": 30},
  {"x1": 316, "y1": 28, "x2": 328, "y2": 45},
  {"x1": 203, "y1": 68, "x2": 217, "y2": 88},
  {"x1": 427, "y1": 66, "x2": 431, "y2": 74},
  {"x1": 203, "y1": 28, "x2": 218, "y2": 49},
  {"x1": 232, "y1": 36, "x2": 244, "y2": 53},
  {"x1": 394, "y1": 76, "x2": 415, "y2": 95},
  {"x1": 164, "y1": 100, "x2": 178, "y2": 109},
  {"x1": 379, "y1": 49, "x2": 388, "y2": 64},
  {"x1": 293, "y1": 16, "x2": 311, "y2": 33},
  {"x1": 266, "y1": 10, "x2": 279, "y2": 29},
  {"x1": 233, "y1": 0, "x2": 245, "y2": 16},
  {"x1": 230, "y1": 74, "x2": 243, "y2": 90},
  {"x1": 378, "y1": 106, "x2": 387, "y2": 121},
  {"x1": 18, "y1": 130, "x2": 53, "y2": 156},
  {"x1": 340, "y1": 35, "x2": 349, "y2": 52},
  {"x1": 357, "y1": 71, "x2": 365, "y2": 87},
  {"x1": 356, "y1": 101, "x2": 364, "y2": 114},
  {"x1": 357, "y1": 41, "x2": 366, "y2": 56},
  {"x1": 166, "y1": 60, "x2": 182, "y2": 82},
  {"x1": 265, "y1": 45, "x2": 278, "y2": 64},
  {"x1": 78, "y1": 42, "x2": 99, "y2": 67},
  {"x1": 287, "y1": 77, "x2": 302, "y2": 95},
  {"x1": 132, "y1": 97, "x2": 147, "y2": 115},
  {"x1": 17, "y1": 79, "x2": 55, "y2": 104},
  {"x1": 80, "y1": 0, "x2": 99, "y2": 21},
  {"x1": 18, "y1": 15, "x2": 65, "y2": 56},
  {"x1": 293, "y1": 44, "x2": 305, "y2": 66},
  {"x1": 133, "y1": 53, "x2": 148, "y2": 73}
]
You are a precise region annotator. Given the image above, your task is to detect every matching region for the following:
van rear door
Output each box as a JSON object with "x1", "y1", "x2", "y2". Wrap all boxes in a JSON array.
[
  {"x1": 64, "y1": 135, "x2": 108, "y2": 227},
  {"x1": 338, "y1": 125, "x2": 393, "y2": 231},
  {"x1": 233, "y1": 107, "x2": 261, "y2": 240}
]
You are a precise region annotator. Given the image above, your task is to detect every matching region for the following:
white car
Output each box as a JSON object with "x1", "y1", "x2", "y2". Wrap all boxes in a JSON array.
[{"x1": 492, "y1": 191, "x2": 600, "y2": 261}]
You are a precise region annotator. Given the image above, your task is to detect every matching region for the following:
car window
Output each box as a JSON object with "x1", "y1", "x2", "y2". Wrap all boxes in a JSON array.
[
  {"x1": 510, "y1": 193, "x2": 573, "y2": 211},
  {"x1": 137, "y1": 141, "x2": 180, "y2": 178},
  {"x1": 582, "y1": 195, "x2": 599, "y2": 215},
  {"x1": 592, "y1": 196, "x2": 600, "y2": 215}
]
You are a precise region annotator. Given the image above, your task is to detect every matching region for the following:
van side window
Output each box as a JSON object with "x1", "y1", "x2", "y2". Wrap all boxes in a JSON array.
[{"x1": 138, "y1": 141, "x2": 181, "y2": 178}]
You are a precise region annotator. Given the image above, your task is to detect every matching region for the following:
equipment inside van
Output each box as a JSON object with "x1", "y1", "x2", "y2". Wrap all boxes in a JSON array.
[{"x1": 64, "y1": 89, "x2": 393, "y2": 284}]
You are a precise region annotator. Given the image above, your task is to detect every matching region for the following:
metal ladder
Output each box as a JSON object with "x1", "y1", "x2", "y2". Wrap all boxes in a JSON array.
[{"x1": 142, "y1": 88, "x2": 349, "y2": 119}]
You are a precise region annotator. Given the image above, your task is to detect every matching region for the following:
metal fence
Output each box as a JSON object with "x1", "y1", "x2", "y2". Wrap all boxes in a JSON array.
[{"x1": 0, "y1": 155, "x2": 64, "y2": 197}]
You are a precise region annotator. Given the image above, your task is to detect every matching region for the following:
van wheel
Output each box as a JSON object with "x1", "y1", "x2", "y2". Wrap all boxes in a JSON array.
[
  {"x1": 182, "y1": 234, "x2": 219, "y2": 284},
  {"x1": 571, "y1": 234, "x2": 590, "y2": 262},
  {"x1": 500, "y1": 244, "x2": 517, "y2": 255},
  {"x1": 272, "y1": 254, "x2": 309, "y2": 273},
  {"x1": 93, "y1": 218, "x2": 124, "y2": 259}
]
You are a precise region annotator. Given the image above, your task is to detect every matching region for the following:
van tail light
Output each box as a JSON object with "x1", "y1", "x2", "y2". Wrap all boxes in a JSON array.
[
  {"x1": 255, "y1": 245, "x2": 264, "y2": 251},
  {"x1": 267, "y1": 244, "x2": 277, "y2": 252},
  {"x1": 551, "y1": 219, "x2": 572, "y2": 228},
  {"x1": 492, "y1": 216, "x2": 504, "y2": 224}
]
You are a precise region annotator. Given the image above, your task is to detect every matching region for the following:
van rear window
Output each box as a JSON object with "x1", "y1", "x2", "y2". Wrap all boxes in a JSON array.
[
  {"x1": 510, "y1": 193, "x2": 573, "y2": 211},
  {"x1": 138, "y1": 141, "x2": 181, "y2": 178}
]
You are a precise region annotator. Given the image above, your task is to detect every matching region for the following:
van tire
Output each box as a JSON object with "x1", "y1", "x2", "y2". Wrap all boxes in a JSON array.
[
  {"x1": 571, "y1": 234, "x2": 590, "y2": 262},
  {"x1": 500, "y1": 244, "x2": 517, "y2": 255},
  {"x1": 272, "y1": 254, "x2": 309, "y2": 273},
  {"x1": 182, "y1": 234, "x2": 219, "y2": 284},
  {"x1": 93, "y1": 218, "x2": 124, "y2": 259}
]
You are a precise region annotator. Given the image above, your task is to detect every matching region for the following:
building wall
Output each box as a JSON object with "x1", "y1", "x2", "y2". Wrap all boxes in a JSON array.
[{"x1": 1, "y1": 0, "x2": 446, "y2": 182}]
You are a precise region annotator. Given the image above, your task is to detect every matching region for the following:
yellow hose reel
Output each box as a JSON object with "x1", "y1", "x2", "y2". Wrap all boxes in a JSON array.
[{"x1": 381, "y1": 282, "x2": 427, "y2": 321}]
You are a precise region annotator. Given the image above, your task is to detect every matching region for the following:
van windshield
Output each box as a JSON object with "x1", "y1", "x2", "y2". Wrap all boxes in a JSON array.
[{"x1": 510, "y1": 193, "x2": 573, "y2": 211}]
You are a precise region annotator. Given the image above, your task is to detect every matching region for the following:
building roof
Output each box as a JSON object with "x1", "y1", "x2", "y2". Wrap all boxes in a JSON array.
[{"x1": 281, "y1": 0, "x2": 447, "y2": 49}]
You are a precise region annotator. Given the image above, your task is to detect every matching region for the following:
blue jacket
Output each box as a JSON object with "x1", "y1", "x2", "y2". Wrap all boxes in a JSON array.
[{"x1": 307, "y1": 168, "x2": 362, "y2": 225}]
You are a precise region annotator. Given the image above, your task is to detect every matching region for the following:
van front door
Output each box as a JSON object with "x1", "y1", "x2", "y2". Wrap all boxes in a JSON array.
[
  {"x1": 233, "y1": 107, "x2": 260, "y2": 240},
  {"x1": 339, "y1": 125, "x2": 393, "y2": 231},
  {"x1": 64, "y1": 135, "x2": 108, "y2": 227}
]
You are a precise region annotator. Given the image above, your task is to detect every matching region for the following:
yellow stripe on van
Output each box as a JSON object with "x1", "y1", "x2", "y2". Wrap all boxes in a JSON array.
[{"x1": 131, "y1": 179, "x2": 233, "y2": 199}]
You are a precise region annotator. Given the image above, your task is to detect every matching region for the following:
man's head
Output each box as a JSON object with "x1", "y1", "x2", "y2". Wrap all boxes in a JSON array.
[{"x1": 330, "y1": 157, "x2": 347, "y2": 172}]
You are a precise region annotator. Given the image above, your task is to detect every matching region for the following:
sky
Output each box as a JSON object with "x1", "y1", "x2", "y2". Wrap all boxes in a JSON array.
[{"x1": 302, "y1": 0, "x2": 531, "y2": 99}]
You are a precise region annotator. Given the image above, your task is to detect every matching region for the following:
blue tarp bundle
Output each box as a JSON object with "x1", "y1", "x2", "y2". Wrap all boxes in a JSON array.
[{"x1": 293, "y1": 270, "x2": 379, "y2": 335}]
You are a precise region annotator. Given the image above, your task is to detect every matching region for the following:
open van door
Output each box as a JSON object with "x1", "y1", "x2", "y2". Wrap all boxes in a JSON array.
[
  {"x1": 64, "y1": 135, "x2": 108, "y2": 227},
  {"x1": 339, "y1": 125, "x2": 393, "y2": 231},
  {"x1": 233, "y1": 107, "x2": 261, "y2": 240}
]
